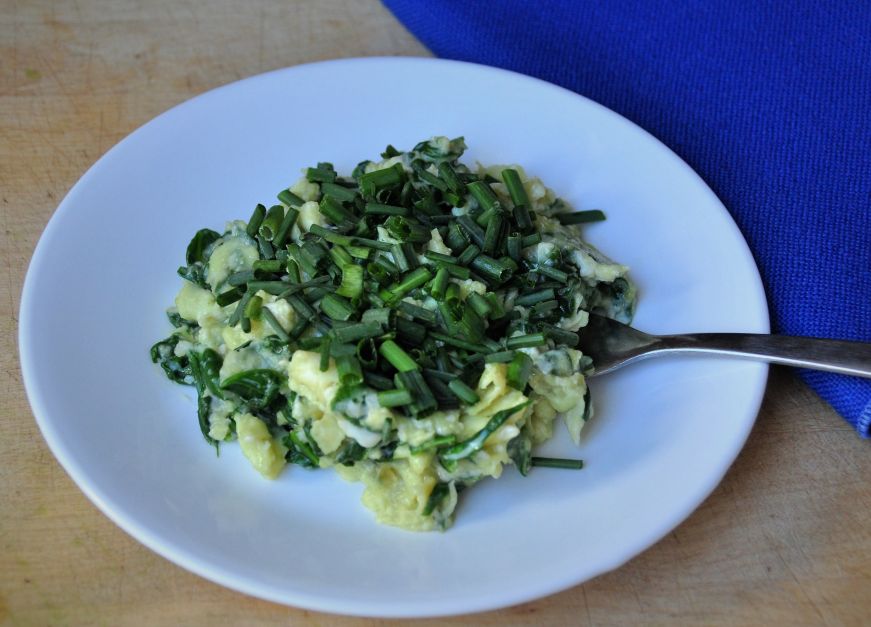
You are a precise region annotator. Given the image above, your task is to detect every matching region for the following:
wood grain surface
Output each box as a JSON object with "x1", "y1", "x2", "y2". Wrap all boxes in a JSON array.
[{"x1": 2, "y1": 1, "x2": 869, "y2": 625}]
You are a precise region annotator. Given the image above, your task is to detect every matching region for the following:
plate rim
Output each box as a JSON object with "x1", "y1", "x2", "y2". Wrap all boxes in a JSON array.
[{"x1": 19, "y1": 56, "x2": 770, "y2": 617}]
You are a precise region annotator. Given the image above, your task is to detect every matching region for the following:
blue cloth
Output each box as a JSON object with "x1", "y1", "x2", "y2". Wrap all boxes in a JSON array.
[{"x1": 384, "y1": 0, "x2": 871, "y2": 436}]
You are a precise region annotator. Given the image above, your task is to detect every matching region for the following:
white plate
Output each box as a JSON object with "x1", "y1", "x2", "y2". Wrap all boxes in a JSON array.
[{"x1": 20, "y1": 57, "x2": 769, "y2": 617}]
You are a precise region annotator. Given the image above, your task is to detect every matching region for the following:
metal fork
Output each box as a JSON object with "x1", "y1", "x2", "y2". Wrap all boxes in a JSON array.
[{"x1": 575, "y1": 313, "x2": 871, "y2": 377}]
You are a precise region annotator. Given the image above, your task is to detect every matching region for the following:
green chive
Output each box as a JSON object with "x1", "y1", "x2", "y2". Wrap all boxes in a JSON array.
[
  {"x1": 277, "y1": 189, "x2": 304, "y2": 208},
  {"x1": 430, "y1": 266, "x2": 450, "y2": 300},
  {"x1": 379, "y1": 266, "x2": 432, "y2": 305},
  {"x1": 321, "y1": 182, "x2": 358, "y2": 203},
  {"x1": 379, "y1": 340, "x2": 418, "y2": 372},
  {"x1": 531, "y1": 457, "x2": 584, "y2": 469},
  {"x1": 448, "y1": 379, "x2": 480, "y2": 404},
  {"x1": 336, "y1": 264, "x2": 364, "y2": 299},
  {"x1": 539, "y1": 266, "x2": 569, "y2": 283},
  {"x1": 215, "y1": 287, "x2": 244, "y2": 307},
  {"x1": 319, "y1": 194, "x2": 356, "y2": 224},
  {"x1": 438, "y1": 162, "x2": 465, "y2": 194},
  {"x1": 320, "y1": 293, "x2": 355, "y2": 321},
  {"x1": 331, "y1": 321, "x2": 383, "y2": 343},
  {"x1": 365, "y1": 202, "x2": 409, "y2": 216},
  {"x1": 272, "y1": 207, "x2": 299, "y2": 248},
  {"x1": 485, "y1": 350, "x2": 515, "y2": 363},
  {"x1": 467, "y1": 181, "x2": 499, "y2": 212},
  {"x1": 507, "y1": 352, "x2": 533, "y2": 390},
  {"x1": 457, "y1": 244, "x2": 481, "y2": 266},
  {"x1": 409, "y1": 434, "x2": 457, "y2": 454},
  {"x1": 515, "y1": 288, "x2": 556, "y2": 307},
  {"x1": 246, "y1": 204, "x2": 266, "y2": 238},
  {"x1": 259, "y1": 205, "x2": 284, "y2": 241},
  {"x1": 556, "y1": 210, "x2": 606, "y2": 225},
  {"x1": 505, "y1": 333, "x2": 548, "y2": 349},
  {"x1": 377, "y1": 388, "x2": 413, "y2": 408},
  {"x1": 429, "y1": 331, "x2": 490, "y2": 353},
  {"x1": 467, "y1": 292, "x2": 492, "y2": 318},
  {"x1": 260, "y1": 307, "x2": 290, "y2": 342},
  {"x1": 319, "y1": 339, "x2": 331, "y2": 371},
  {"x1": 244, "y1": 295, "x2": 263, "y2": 319},
  {"x1": 336, "y1": 354, "x2": 363, "y2": 387}
]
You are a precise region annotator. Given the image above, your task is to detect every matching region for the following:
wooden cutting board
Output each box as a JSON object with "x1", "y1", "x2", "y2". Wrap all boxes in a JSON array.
[{"x1": 1, "y1": 1, "x2": 869, "y2": 624}]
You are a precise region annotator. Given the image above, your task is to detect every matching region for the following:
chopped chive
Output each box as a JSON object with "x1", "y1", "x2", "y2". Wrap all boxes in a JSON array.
[
  {"x1": 485, "y1": 350, "x2": 515, "y2": 363},
  {"x1": 556, "y1": 210, "x2": 606, "y2": 225},
  {"x1": 364, "y1": 371, "x2": 394, "y2": 390},
  {"x1": 410, "y1": 434, "x2": 457, "y2": 454},
  {"x1": 470, "y1": 254, "x2": 513, "y2": 283},
  {"x1": 359, "y1": 163, "x2": 404, "y2": 198},
  {"x1": 482, "y1": 211, "x2": 505, "y2": 255},
  {"x1": 246, "y1": 204, "x2": 266, "y2": 238},
  {"x1": 505, "y1": 333, "x2": 548, "y2": 349},
  {"x1": 423, "y1": 251, "x2": 459, "y2": 265},
  {"x1": 272, "y1": 207, "x2": 299, "y2": 248},
  {"x1": 530, "y1": 299, "x2": 560, "y2": 318},
  {"x1": 438, "y1": 162, "x2": 465, "y2": 194},
  {"x1": 320, "y1": 293, "x2": 355, "y2": 321},
  {"x1": 215, "y1": 287, "x2": 245, "y2": 307},
  {"x1": 445, "y1": 222, "x2": 470, "y2": 250},
  {"x1": 440, "y1": 401, "x2": 530, "y2": 463},
  {"x1": 521, "y1": 232, "x2": 542, "y2": 248},
  {"x1": 441, "y1": 262, "x2": 471, "y2": 279},
  {"x1": 456, "y1": 214, "x2": 485, "y2": 247},
  {"x1": 515, "y1": 288, "x2": 556, "y2": 307},
  {"x1": 319, "y1": 339, "x2": 331, "y2": 371},
  {"x1": 253, "y1": 259, "x2": 284, "y2": 273},
  {"x1": 379, "y1": 266, "x2": 433, "y2": 304},
  {"x1": 286, "y1": 294, "x2": 317, "y2": 319},
  {"x1": 365, "y1": 202, "x2": 409, "y2": 216},
  {"x1": 385, "y1": 216, "x2": 432, "y2": 243},
  {"x1": 379, "y1": 340, "x2": 418, "y2": 372},
  {"x1": 395, "y1": 369, "x2": 438, "y2": 415},
  {"x1": 457, "y1": 244, "x2": 481, "y2": 266},
  {"x1": 540, "y1": 324, "x2": 580, "y2": 347},
  {"x1": 321, "y1": 182, "x2": 358, "y2": 203},
  {"x1": 277, "y1": 189, "x2": 304, "y2": 208},
  {"x1": 507, "y1": 352, "x2": 533, "y2": 390},
  {"x1": 430, "y1": 266, "x2": 450, "y2": 300},
  {"x1": 260, "y1": 306, "x2": 290, "y2": 342},
  {"x1": 259, "y1": 205, "x2": 284, "y2": 241},
  {"x1": 429, "y1": 331, "x2": 490, "y2": 353},
  {"x1": 467, "y1": 292, "x2": 492, "y2": 318},
  {"x1": 390, "y1": 243, "x2": 411, "y2": 272},
  {"x1": 448, "y1": 378, "x2": 480, "y2": 404},
  {"x1": 331, "y1": 321, "x2": 383, "y2": 343},
  {"x1": 356, "y1": 337, "x2": 378, "y2": 367},
  {"x1": 395, "y1": 317, "x2": 428, "y2": 345},
  {"x1": 467, "y1": 181, "x2": 499, "y2": 212},
  {"x1": 319, "y1": 194, "x2": 356, "y2": 224},
  {"x1": 306, "y1": 165, "x2": 336, "y2": 183},
  {"x1": 539, "y1": 266, "x2": 569, "y2": 283},
  {"x1": 336, "y1": 354, "x2": 363, "y2": 387},
  {"x1": 506, "y1": 233, "x2": 522, "y2": 261},
  {"x1": 229, "y1": 290, "x2": 253, "y2": 327},
  {"x1": 244, "y1": 295, "x2": 263, "y2": 319},
  {"x1": 256, "y1": 235, "x2": 274, "y2": 260},
  {"x1": 397, "y1": 301, "x2": 437, "y2": 326},
  {"x1": 246, "y1": 280, "x2": 290, "y2": 295},
  {"x1": 377, "y1": 388, "x2": 413, "y2": 408},
  {"x1": 328, "y1": 245, "x2": 353, "y2": 268},
  {"x1": 531, "y1": 457, "x2": 584, "y2": 470},
  {"x1": 513, "y1": 205, "x2": 533, "y2": 233},
  {"x1": 501, "y1": 168, "x2": 530, "y2": 208},
  {"x1": 336, "y1": 264, "x2": 364, "y2": 298}
]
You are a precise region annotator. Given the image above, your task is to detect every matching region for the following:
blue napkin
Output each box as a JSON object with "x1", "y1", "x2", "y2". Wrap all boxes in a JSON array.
[{"x1": 383, "y1": 0, "x2": 871, "y2": 436}]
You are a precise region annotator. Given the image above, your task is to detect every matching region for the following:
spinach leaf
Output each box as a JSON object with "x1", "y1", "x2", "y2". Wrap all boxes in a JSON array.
[
  {"x1": 185, "y1": 228, "x2": 221, "y2": 265},
  {"x1": 507, "y1": 430, "x2": 533, "y2": 477},
  {"x1": 220, "y1": 368, "x2": 284, "y2": 408},
  {"x1": 187, "y1": 351, "x2": 218, "y2": 450},
  {"x1": 149, "y1": 335, "x2": 191, "y2": 385},
  {"x1": 334, "y1": 439, "x2": 366, "y2": 466},
  {"x1": 177, "y1": 262, "x2": 209, "y2": 289}
]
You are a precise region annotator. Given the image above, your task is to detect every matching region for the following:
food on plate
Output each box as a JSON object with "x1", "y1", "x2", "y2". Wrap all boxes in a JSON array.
[{"x1": 150, "y1": 137, "x2": 636, "y2": 530}]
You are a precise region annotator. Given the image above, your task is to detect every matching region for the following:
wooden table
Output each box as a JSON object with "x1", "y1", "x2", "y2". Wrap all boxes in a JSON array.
[{"x1": 2, "y1": 1, "x2": 869, "y2": 624}]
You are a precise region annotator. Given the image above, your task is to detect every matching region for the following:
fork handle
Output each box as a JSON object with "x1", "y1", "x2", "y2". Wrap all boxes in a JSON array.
[{"x1": 656, "y1": 334, "x2": 871, "y2": 378}]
